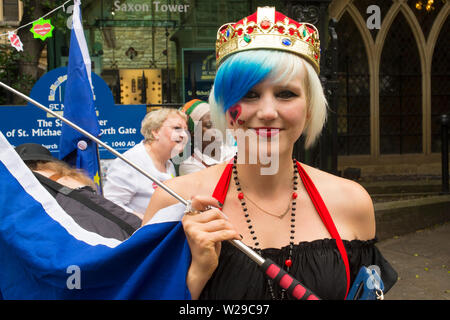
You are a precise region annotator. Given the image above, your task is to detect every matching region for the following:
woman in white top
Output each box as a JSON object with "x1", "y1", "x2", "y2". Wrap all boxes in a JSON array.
[
  {"x1": 179, "y1": 99, "x2": 236, "y2": 175},
  {"x1": 104, "y1": 108, "x2": 188, "y2": 217}
]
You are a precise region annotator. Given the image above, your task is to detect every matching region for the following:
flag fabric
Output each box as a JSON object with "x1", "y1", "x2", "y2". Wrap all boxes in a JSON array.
[
  {"x1": 59, "y1": 0, "x2": 101, "y2": 189},
  {"x1": 0, "y1": 132, "x2": 191, "y2": 299}
]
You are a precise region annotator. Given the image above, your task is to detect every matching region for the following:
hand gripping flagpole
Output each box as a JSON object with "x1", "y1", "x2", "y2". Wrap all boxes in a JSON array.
[{"x1": 0, "y1": 81, "x2": 320, "y2": 300}]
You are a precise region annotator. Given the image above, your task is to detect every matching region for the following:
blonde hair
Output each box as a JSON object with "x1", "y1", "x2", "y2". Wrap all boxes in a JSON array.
[
  {"x1": 140, "y1": 108, "x2": 187, "y2": 143},
  {"x1": 26, "y1": 160, "x2": 96, "y2": 188},
  {"x1": 209, "y1": 50, "x2": 327, "y2": 149}
]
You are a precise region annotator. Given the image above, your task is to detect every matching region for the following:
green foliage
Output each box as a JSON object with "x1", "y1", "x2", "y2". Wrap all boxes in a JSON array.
[
  {"x1": 20, "y1": 0, "x2": 71, "y2": 32},
  {"x1": 0, "y1": 0, "x2": 72, "y2": 104},
  {"x1": 0, "y1": 45, "x2": 34, "y2": 105}
]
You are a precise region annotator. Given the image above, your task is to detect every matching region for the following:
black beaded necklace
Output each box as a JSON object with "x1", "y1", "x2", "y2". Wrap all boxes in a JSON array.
[{"x1": 232, "y1": 155, "x2": 299, "y2": 300}]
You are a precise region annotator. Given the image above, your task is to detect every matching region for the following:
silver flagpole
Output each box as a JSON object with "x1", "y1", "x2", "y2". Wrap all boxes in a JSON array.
[{"x1": 0, "y1": 81, "x2": 264, "y2": 266}]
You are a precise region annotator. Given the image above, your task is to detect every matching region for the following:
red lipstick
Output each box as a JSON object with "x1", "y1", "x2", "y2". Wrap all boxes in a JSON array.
[{"x1": 253, "y1": 127, "x2": 281, "y2": 137}]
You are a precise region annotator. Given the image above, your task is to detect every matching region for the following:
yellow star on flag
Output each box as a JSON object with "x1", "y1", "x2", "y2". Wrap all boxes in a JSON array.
[{"x1": 94, "y1": 171, "x2": 100, "y2": 186}]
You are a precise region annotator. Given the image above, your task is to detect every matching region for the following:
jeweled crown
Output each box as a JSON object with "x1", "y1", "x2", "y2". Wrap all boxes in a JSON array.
[{"x1": 216, "y1": 7, "x2": 321, "y2": 73}]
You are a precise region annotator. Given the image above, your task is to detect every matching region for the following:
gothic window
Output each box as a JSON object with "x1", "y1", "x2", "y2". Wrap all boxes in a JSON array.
[
  {"x1": 379, "y1": 13, "x2": 422, "y2": 154},
  {"x1": 336, "y1": 11, "x2": 371, "y2": 155},
  {"x1": 408, "y1": 0, "x2": 446, "y2": 39},
  {"x1": 431, "y1": 17, "x2": 450, "y2": 152},
  {"x1": 353, "y1": 0, "x2": 391, "y2": 41}
]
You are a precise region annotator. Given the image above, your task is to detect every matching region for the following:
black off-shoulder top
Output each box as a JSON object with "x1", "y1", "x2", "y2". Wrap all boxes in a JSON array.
[
  {"x1": 200, "y1": 238, "x2": 397, "y2": 300},
  {"x1": 203, "y1": 160, "x2": 398, "y2": 300}
]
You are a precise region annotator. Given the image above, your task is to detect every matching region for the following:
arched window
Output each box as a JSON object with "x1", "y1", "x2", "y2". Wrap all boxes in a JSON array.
[
  {"x1": 336, "y1": 11, "x2": 371, "y2": 155},
  {"x1": 431, "y1": 17, "x2": 450, "y2": 152},
  {"x1": 408, "y1": 0, "x2": 446, "y2": 39},
  {"x1": 353, "y1": 0, "x2": 391, "y2": 41},
  {"x1": 379, "y1": 13, "x2": 422, "y2": 154}
]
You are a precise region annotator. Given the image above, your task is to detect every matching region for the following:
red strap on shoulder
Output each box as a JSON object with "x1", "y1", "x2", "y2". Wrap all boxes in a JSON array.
[
  {"x1": 296, "y1": 161, "x2": 351, "y2": 299},
  {"x1": 211, "y1": 159, "x2": 234, "y2": 206}
]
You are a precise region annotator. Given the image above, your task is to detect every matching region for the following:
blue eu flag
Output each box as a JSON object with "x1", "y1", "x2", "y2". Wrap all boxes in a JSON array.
[
  {"x1": 0, "y1": 131, "x2": 191, "y2": 300},
  {"x1": 59, "y1": 0, "x2": 101, "y2": 190}
]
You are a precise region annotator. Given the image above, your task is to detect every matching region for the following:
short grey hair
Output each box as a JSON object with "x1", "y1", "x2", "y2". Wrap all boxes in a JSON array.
[{"x1": 140, "y1": 108, "x2": 187, "y2": 143}]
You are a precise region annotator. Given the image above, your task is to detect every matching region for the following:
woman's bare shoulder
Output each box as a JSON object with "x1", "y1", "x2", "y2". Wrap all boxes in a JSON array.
[
  {"x1": 300, "y1": 163, "x2": 375, "y2": 239},
  {"x1": 301, "y1": 164, "x2": 371, "y2": 202}
]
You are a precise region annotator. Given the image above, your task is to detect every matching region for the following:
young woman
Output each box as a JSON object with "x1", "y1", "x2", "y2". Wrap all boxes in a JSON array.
[{"x1": 142, "y1": 7, "x2": 397, "y2": 300}]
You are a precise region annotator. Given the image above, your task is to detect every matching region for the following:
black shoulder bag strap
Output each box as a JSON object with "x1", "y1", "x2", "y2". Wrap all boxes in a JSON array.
[{"x1": 33, "y1": 172, "x2": 137, "y2": 237}]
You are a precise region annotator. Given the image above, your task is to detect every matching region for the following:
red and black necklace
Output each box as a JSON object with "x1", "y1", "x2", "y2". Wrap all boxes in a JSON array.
[{"x1": 232, "y1": 155, "x2": 299, "y2": 300}]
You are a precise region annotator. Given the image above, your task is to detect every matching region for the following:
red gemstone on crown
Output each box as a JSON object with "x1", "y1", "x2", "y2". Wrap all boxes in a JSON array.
[
  {"x1": 247, "y1": 26, "x2": 254, "y2": 34},
  {"x1": 260, "y1": 20, "x2": 271, "y2": 29},
  {"x1": 277, "y1": 26, "x2": 285, "y2": 34}
]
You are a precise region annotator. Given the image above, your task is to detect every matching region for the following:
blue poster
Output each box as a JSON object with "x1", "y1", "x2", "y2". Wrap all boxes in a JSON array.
[{"x1": 0, "y1": 67, "x2": 146, "y2": 159}]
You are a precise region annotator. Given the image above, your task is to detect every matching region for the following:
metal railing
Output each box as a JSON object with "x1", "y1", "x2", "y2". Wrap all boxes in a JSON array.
[{"x1": 441, "y1": 114, "x2": 449, "y2": 193}]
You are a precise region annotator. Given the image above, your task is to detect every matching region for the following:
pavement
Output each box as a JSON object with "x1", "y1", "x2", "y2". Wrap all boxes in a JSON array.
[{"x1": 376, "y1": 222, "x2": 450, "y2": 300}]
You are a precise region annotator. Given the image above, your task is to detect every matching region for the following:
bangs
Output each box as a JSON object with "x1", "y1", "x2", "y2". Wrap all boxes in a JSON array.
[
  {"x1": 267, "y1": 52, "x2": 306, "y2": 87},
  {"x1": 213, "y1": 50, "x2": 306, "y2": 113}
]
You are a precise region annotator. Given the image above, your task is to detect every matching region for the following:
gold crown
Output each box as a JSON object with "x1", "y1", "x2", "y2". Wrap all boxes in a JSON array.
[{"x1": 216, "y1": 7, "x2": 321, "y2": 73}]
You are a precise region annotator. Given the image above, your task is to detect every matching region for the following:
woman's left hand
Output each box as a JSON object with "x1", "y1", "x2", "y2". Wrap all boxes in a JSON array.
[{"x1": 182, "y1": 195, "x2": 240, "y2": 299}]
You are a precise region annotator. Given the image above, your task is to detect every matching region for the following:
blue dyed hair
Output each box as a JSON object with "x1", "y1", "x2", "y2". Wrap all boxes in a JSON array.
[{"x1": 213, "y1": 50, "x2": 280, "y2": 112}]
